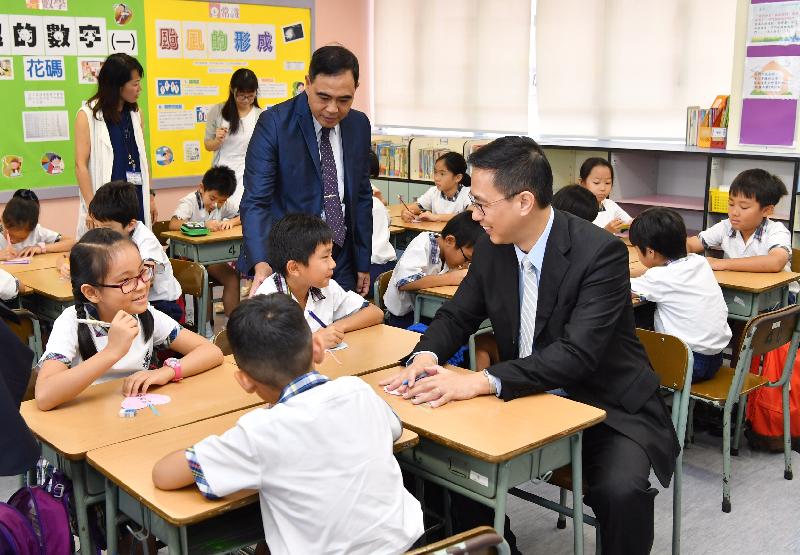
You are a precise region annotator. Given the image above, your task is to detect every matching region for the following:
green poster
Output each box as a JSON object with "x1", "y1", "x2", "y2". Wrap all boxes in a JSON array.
[{"x1": 0, "y1": 0, "x2": 147, "y2": 191}]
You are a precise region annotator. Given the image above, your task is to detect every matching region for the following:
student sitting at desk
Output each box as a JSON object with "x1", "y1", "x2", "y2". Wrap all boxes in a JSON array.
[
  {"x1": 401, "y1": 152, "x2": 472, "y2": 223},
  {"x1": 88, "y1": 181, "x2": 184, "y2": 323},
  {"x1": 579, "y1": 157, "x2": 633, "y2": 233},
  {"x1": 152, "y1": 293, "x2": 424, "y2": 555},
  {"x1": 35, "y1": 228, "x2": 222, "y2": 411},
  {"x1": 687, "y1": 168, "x2": 798, "y2": 302},
  {"x1": 0, "y1": 189, "x2": 75, "y2": 259},
  {"x1": 630, "y1": 208, "x2": 732, "y2": 382},
  {"x1": 171, "y1": 165, "x2": 243, "y2": 317},
  {"x1": 551, "y1": 184, "x2": 600, "y2": 222},
  {"x1": 369, "y1": 150, "x2": 397, "y2": 284},
  {"x1": 384, "y1": 211, "x2": 484, "y2": 329},
  {"x1": 255, "y1": 214, "x2": 384, "y2": 349}
]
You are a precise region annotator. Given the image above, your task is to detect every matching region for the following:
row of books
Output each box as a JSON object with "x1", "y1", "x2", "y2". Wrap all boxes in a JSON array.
[
  {"x1": 372, "y1": 141, "x2": 409, "y2": 178},
  {"x1": 417, "y1": 147, "x2": 452, "y2": 180},
  {"x1": 686, "y1": 95, "x2": 729, "y2": 148}
]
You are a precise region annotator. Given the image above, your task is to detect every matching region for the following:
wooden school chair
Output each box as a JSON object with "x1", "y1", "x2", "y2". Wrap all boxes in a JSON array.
[
  {"x1": 513, "y1": 330, "x2": 693, "y2": 555},
  {"x1": 689, "y1": 304, "x2": 800, "y2": 513},
  {"x1": 213, "y1": 328, "x2": 232, "y2": 356},
  {"x1": 170, "y1": 258, "x2": 209, "y2": 334},
  {"x1": 373, "y1": 270, "x2": 393, "y2": 310},
  {"x1": 792, "y1": 248, "x2": 800, "y2": 273},
  {"x1": 152, "y1": 220, "x2": 172, "y2": 247},
  {"x1": 406, "y1": 526, "x2": 511, "y2": 555}
]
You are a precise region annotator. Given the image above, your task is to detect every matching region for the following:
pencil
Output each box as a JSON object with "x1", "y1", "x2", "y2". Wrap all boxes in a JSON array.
[{"x1": 76, "y1": 318, "x2": 112, "y2": 328}]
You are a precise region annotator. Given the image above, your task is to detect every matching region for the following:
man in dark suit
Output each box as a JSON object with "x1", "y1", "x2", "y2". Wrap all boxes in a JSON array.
[
  {"x1": 239, "y1": 45, "x2": 373, "y2": 294},
  {"x1": 383, "y1": 137, "x2": 679, "y2": 554}
]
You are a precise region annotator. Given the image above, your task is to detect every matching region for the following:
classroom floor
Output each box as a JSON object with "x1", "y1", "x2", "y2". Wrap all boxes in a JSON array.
[{"x1": 2, "y1": 428, "x2": 798, "y2": 554}]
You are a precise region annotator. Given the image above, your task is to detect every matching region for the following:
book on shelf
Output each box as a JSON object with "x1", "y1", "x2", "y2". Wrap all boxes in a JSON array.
[
  {"x1": 686, "y1": 95, "x2": 729, "y2": 148},
  {"x1": 417, "y1": 147, "x2": 451, "y2": 180},
  {"x1": 372, "y1": 141, "x2": 409, "y2": 178}
]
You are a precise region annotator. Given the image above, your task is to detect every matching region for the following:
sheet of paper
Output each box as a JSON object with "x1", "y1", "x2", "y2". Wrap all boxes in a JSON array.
[{"x1": 121, "y1": 393, "x2": 171, "y2": 410}]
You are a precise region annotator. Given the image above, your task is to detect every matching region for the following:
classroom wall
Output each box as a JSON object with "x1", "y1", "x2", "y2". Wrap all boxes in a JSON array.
[{"x1": 0, "y1": 0, "x2": 373, "y2": 236}]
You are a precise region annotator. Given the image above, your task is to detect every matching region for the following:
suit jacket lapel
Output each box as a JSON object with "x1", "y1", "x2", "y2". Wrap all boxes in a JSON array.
[
  {"x1": 338, "y1": 115, "x2": 352, "y2": 202},
  {"x1": 534, "y1": 210, "x2": 571, "y2": 342},
  {"x1": 295, "y1": 92, "x2": 322, "y2": 179},
  {"x1": 497, "y1": 244, "x2": 521, "y2": 354}
]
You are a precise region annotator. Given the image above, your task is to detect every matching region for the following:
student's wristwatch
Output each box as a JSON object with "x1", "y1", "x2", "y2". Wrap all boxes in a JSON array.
[{"x1": 164, "y1": 357, "x2": 182, "y2": 382}]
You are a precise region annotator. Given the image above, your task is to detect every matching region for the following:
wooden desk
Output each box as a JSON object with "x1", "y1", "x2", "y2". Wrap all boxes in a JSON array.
[
  {"x1": 21, "y1": 360, "x2": 262, "y2": 553},
  {"x1": 87, "y1": 407, "x2": 418, "y2": 554},
  {"x1": 225, "y1": 324, "x2": 422, "y2": 379},
  {"x1": 164, "y1": 227, "x2": 243, "y2": 266},
  {"x1": 714, "y1": 270, "x2": 800, "y2": 320},
  {"x1": 362, "y1": 367, "x2": 606, "y2": 555},
  {"x1": 390, "y1": 216, "x2": 446, "y2": 234},
  {"x1": 389, "y1": 203, "x2": 404, "y2": 219},
  {"x1": 17, "y1": 267, "x2": 74, "y2": 322},
  {"x1": 0, "y1": 252, "x2": 64, "y2": 276}
]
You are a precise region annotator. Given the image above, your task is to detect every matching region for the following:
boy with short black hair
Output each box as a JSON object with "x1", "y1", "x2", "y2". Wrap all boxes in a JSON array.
[
  {"x1": 384, "y1": 210, "x2": 484, "y2": 328},
  {"x1": 551, "y1": 184, "x2": 600, "y2": 222},
  {"x1": 88, "y1": 181, "x2": 183, "y2": 322},
  {"x1": 255, "y1": 214, "x2": 384, "y2": 348},
  {"x1": 631, "y1": 207, "x2": 732, "y2": 382},
  {"x1": 687, "y1": 168, "x2": 796, "y2": 298},
  {"x1": 152, "y1": 293, "x2": 423, "y2": 555},
  {"x1": 171, "y1": 165, "x2": 242, "y2": 317}
]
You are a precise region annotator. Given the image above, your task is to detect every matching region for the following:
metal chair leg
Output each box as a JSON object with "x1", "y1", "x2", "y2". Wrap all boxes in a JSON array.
[
  {"x1": 556, "y1": 488, "x2": 567, "y2": 529},
  {"x1": 732, "y1": 394, "x2": 747, "y2": 456},
  {"x1": 722, "y1": 402, "x2": 733, "y2": 513},
  {"x1": 783, "y1": 382, "x2": 794, "y2": 480}
]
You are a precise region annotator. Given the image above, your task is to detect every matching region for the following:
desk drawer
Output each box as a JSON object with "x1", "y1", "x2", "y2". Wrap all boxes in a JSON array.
[
  {"x1": 723, "y1": 289, "x2": 754, "y2": 318},
  {"x1": 398, "y1": 438, "x2": 499, "y2": 498}
]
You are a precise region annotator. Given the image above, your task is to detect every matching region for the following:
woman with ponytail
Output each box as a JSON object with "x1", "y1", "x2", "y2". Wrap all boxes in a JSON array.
[
  {"x1": 204, "y1": 68, "x2": 262, "y2": 208},
  {"x1": 35, "y1": 229, "x2": 222, "y2": 411},
  {"x1": 401, "y1": 151, "x2": 472, "y2": 223}
]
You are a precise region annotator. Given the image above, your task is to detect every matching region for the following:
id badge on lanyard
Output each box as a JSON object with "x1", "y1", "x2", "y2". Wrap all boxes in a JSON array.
[{"x1": 126, "y1": 171, "x2": 143, "y2": 185}]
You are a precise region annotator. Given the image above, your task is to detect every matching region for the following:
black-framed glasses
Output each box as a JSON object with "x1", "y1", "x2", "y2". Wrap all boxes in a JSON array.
[
  {"x1": 468, "y1": 192, "x2": 517, "y2": 216},
  {"x1": 95, "y1": 266, "x2": 154, "y2": 294},
  {"x1": 459, "y1": 246, "x2": 471, "y2": 263}
]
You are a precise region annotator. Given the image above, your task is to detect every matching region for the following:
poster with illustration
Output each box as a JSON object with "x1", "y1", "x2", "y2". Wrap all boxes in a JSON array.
[
  {"x1": 2, "y1": 156, "x2": 23, "y2": 178},
  {"x1": 41, "y1": 152, "x2": 64, "y2": 174}
]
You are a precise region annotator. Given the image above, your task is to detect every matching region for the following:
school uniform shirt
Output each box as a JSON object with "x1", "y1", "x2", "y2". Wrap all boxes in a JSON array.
[
  {"x1": 254, "y1": 272, "x2": 368, "y2": 332},
  {"x1": 39, "y1": 305, "x2": 181, "y2": 383},
  {"x1": 384, "y1": 232, "x2": 447, "y2": 317},
  {"x1": 0, "y1": 224, "x2": 61, "y2": 251},
  {"x1": 630, "y1": 254, "x2": 732, "y2": 355},
  {"x1": 131, "y1": 222, "x2": 182, "y2": 303},
  {"x1": 592, "y1": 198, "x2": 633, "y2": 229},
  {"x1": 371, "y1": 197, "x2": 396, "y2": 265},
  {"x1": 416, "y1": 184, "x2": 471, "y2": 215},
  {"x1": 187, "y1": 374, "x2": 424, "y2": 555},
  {"x1": 699, "y1": 217, "x2": 797, "y2": 293},
  {"x1": 173, "y1": 191, "x2": 239, "y2": 224},
  {"x1": 0, "y1": 269, "x2": 18, "y2": 301}
]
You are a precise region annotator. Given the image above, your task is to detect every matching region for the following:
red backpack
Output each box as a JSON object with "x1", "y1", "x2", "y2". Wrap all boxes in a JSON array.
[{"x1": 746, "y1": 344, "x2": 800, "y2": 451}]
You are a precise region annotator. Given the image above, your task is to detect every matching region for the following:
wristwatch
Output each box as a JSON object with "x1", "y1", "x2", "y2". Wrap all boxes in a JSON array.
[
  {"x1": 164, "y1": 357, "x2": 182, "y2": 382},
  {"x1": 483, "y1": 369, "x2": 497, "y2": 395}
]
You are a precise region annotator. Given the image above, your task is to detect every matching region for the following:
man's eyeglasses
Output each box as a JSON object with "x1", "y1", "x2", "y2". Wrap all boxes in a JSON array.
[
  {"x1": 95, "y1": 266, "x2": 154, "y2": 294},
  {"x1": 468, "y1": 193, "x2": 517, "y2": 216}
]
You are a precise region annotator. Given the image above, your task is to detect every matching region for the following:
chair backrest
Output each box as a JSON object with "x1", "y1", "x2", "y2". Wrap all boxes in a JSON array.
[
  {"x1": 152, "y1": 220, "x2": 171, "y2": 247},
  {"x1": 406, "y1": 526, "x2": 509, "y2": 555},
  {"x1": 373, "y1": 270, "x2": 393, "y2": 310},
  {"x1": 213, "y1": 329, "x2": 231, "y2": 356},
  {"x1": 636, "y1": 328, "x2": 693, "y2": 444},
  {"x1": 792, "y1": 248, "x2": 800, "y2": 273},
  {"x1": 170, "y1": 258, "x2": 208, "y2": 333},
  {"x1": 1, "y1": 308, "x2": 42, "y2": 373},
  {"x1": 742, "y1": 303, "x2": 800, "y2": 358}
]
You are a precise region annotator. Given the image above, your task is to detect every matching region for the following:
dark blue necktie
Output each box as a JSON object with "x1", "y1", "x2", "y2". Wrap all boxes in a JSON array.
[{"x1": 320, "y1": 127, "x2": 346, "y2": 246}]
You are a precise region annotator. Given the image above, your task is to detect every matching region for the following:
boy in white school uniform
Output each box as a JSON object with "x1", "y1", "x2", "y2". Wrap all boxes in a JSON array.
[
  {"x1": 152, "y1": 293, "x2": 424, "y2": 555},
  {"x1": 384, "y1": 211, "x2": 484, "y2": 328},
  {"x1": 687, "y1": 168, "x2": 797, "y2": 301},
  {"x1": 630, "y1": 208, "x2": 732, "y2": 382},
  {"x1": 255, "y1": 214, "x2": 384, "y2": 349},
  {"x1": 88, "y1": 181, "x2": 184, "y2": 323},
  {"x1": 171, "y1": 165, "x2": 242, "y2": 317}
]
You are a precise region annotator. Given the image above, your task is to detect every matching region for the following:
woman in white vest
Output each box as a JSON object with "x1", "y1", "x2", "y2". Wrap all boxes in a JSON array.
[
  {"x1": 204, "y1": 68, "x2": 262, "y2": 209},
  {"x1": 74, "y1": 53, "x2": 152, "y2": 237}
]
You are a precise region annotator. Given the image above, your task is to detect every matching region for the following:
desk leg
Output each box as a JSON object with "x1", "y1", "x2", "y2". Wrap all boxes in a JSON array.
[
  {"x1": 105, "y1": 480, "x2": 118, "y2": 555},
  {"x1": 413, "y1": 295, "x2": 422, "y2": 324},
  {"x1": 493, "y1": 461, "x2": 511, "y2": 533},
  {"x1": 570, "y1": 433, "x2": 585, "y2": 555},
  {"x1": 165, "y1": 524, "x2": 184, "y2": 555},
  {"x1": 67, "y1": 459, "x2": 96, "y2": 555}
]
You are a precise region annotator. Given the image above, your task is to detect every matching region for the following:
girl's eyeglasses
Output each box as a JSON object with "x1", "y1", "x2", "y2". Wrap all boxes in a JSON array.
[{"x1": 94, "y1": 266, "x2": 154, "y2": 294}]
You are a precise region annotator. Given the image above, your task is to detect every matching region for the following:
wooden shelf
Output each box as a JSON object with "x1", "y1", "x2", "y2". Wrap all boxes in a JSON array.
[{"x1": 616, "y1": 195, "x2": 705, "y2": 211}]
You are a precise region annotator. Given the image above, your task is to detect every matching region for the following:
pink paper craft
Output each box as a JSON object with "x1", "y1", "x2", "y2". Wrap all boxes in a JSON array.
[
  {"x1": 2, "y1": 258, "x2": 31, "y2": 264},
  {"x1": 120, "y1": 393, "x2": 171, "y2": 410}
]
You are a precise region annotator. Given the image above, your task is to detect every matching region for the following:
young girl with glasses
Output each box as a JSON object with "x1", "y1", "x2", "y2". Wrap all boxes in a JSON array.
[{"x1": 35, "y1": 228, "x2": 223, "y2": 411}]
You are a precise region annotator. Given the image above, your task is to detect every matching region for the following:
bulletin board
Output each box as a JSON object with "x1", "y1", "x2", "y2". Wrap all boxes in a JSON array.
[
  {"x1": 0, "y1": 0, "x2": 148, "y2": 191},
  {"x1": 143, "y1": 0, "x2": 311, "y2": 179}
]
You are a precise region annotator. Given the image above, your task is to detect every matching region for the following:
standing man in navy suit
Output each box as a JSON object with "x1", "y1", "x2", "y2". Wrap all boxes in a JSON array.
[{"x1": 240, "y1": 45, "x2": 373, "y2": 294}]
